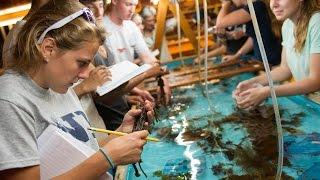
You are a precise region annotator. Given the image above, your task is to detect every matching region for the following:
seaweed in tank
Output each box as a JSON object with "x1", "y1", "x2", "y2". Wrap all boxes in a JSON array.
[
  {"x1": 211, "y1": 163, "x2": 233, "y2": 177},
  {"x1": 151, "y1": 86, "x2": 305, "y2": 179},
  {"x1": 153, "y1": 170, "x2": 191, "y2": 180},
  {"x1": 281, "y1": 112, "x2": 305, "y2": 134},
  {"x1": 210, "y1": 105, "x2": 304, "y2": 179},
  {"x1": 153, "y1": 115, "x2": 210, "y2": 141},
  {"x1": 154, "y1": 127, "x2": 179, "y2": 141},
  {"x1": 156, "y1": 88, "x2": 194, "y2": 120}
]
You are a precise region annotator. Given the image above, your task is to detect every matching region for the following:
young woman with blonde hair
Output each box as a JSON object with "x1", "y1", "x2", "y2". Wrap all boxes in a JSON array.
[{"x1": 234, "y1": 0, "x2": 320, "y2": 109}]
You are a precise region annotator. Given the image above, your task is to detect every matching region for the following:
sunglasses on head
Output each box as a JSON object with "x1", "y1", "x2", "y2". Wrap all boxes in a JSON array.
[{"x1": 37, "y1": 8, "x2": 96, "y2": 44}]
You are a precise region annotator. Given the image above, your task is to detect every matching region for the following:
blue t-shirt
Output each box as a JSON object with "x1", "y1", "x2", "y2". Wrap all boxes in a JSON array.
[
  {"x1": 243, "y1": 0, "x2": 281, "y2": 65},
  {"x1": 282, "y1": 12, "x2": 320, "y2": 80}
]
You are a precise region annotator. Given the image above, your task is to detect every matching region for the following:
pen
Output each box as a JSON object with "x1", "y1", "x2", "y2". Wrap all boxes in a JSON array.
[{"x1": 88, "y1": 127, "x2": 160, "y2": 142}]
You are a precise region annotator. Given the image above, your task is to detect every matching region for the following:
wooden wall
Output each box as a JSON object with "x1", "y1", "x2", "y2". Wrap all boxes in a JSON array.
[{"x1": 0, "y1": 0, "x2": 30, "y2": 10}]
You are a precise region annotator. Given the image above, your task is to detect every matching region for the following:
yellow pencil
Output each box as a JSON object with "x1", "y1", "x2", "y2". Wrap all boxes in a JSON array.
[{"x1": 88, "y1": 127, "x2": 160, "y2": 142}]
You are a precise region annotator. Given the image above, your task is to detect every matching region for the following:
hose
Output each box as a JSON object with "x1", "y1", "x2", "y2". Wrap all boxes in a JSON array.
[
  {"x1": 194, "y1": 0, "x2": 201, "y2": 69},
  {"x1": 203, "y1": 0, "x2": 209, "y2": 97},
  {"x1": 246, "y1": 1, "x2": 283, "y2": 179}
]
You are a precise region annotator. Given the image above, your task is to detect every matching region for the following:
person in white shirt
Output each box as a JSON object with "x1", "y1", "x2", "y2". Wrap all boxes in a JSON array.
[
  {"x1": 103, "y1": 0, "x2": 158, "y2": 64},
  {"x1": 103, "y1": 0, "x2": 172, "y2": 105}
]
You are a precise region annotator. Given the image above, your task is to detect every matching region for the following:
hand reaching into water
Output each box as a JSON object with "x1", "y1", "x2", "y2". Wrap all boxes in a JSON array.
[
  {"x1": 234, "y1": 79, "x2": 256, "y2": 97},
  {"x1": 236, "y1": 85, "x2": 269, "y2": 109},
  {"x1": 233, "y1": 79, "x2": 269, "y2": 109},
  {"x1": 222, "y1": 54, "x2": 239, "y2": 62}
]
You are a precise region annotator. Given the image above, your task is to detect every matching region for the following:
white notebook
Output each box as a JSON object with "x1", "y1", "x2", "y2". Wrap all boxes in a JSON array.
[
  {"x1": 38, "y1": 125, "x2": 112, "y2": 180},
  {"x1": 96, "y1": 61, "x2": 152, "y2": 96}
]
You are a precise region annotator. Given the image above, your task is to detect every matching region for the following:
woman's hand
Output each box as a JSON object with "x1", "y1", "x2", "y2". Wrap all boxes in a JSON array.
[
  {"x1": 102, "y1": 130, "x2": 149, "y2": 166},
  {"x1": 126, "y1": 95, "x2": 144, "y2": 105},
  {"x1": 234, "y1": 79, "x2": 256, "y2": 97},
  {"x1": 236, "y1": 86, "x2": 270, "y2": 109},
  {"x1": 117, "y1": 100, "x2": 154, "y2": 133},
  {"x1": 194, "y1": 56, "x2": 202, "y2": 64},
  {"x1": 226, "y1": 30, "x2": 245, "y2": 40},
  {"x1": 214, "y1": 26, "x2": 226, "y2": 36},
  {"x1": 132, "y1": 88, "x2": 155, "y2": 106},
  {"x1": 222, "y1": 54, "x2": 239, "y2": 62},
  {"x1": 81, "y1": 66, "x2": 111, "y2": 93}
]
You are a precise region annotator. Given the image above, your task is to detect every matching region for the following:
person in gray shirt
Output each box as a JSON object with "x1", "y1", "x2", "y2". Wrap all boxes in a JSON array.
[{"x1": 0, "y1": 1, "x2": 154, "y2": 179}]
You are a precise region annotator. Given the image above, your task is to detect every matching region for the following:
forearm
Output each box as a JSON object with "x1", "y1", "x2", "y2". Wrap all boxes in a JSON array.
[
  {"x1": 140, "y1": 53, "x2": 157, "y2": 65},
  {"x1": 73, "y1": 83, "x2": 89, "y2": 99},
  {"x1": 98, "y1": 134, "x2": 119, "y2": 147},
  {"x1": 216, "y1": 3, "x2": 231, "y2": 28},
  {"x1": 201, "y1": 45, "x2": 227, "y2": 59},
  {"x1": 251, "y1": 65, "x2": 292, "y2": 86},
  {"x1": 5, "y1": 151, "x2": 112, "y2": 180},
  {"x1": 53, "y1": 151, "x2": 111, "y2": 180},
  {"x1": 234, "y1": 38, "x2": 253, "y2": 58},
  {"x1": 272, "y1": 78, "x2": 320, "y2": 97}
]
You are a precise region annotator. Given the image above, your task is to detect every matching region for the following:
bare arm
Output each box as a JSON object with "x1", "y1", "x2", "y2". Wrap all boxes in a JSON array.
[
  {"x1": 247, "y1": 48, "x2": 292, "y2": 86},
  {"x1": 236, "y1": 37, "x2": 253, "y2": 57},
  {"x1": 139, "y1": 52, "x2": 158, "y2": 65},
  {"x1": 74, "y1": 66, "x2": 111, "y2": 98},
  {"x1": 222, "y1": 37, "x2": 254, "y2": 62},
  {"x1": 195, "y1": 45, "x2": 227, "y2": 63},
  {"x1": 236, "y1": 51, "x2": 320, "y2": 109},
  {"x1": 0, "y1": 152, "x2": 111, "y2": 180},
  {"x1": 272, "y1": 53, "x2": 320, "y2": 96},
  {"x1": 0, "y1": 130, "x2": 149, "y2": 180},
  {"x1": 216, "y1": 1, "x2": 251, "y2": 29}
]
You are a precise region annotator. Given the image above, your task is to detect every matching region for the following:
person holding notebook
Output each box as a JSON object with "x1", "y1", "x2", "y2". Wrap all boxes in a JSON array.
[
  {"x1": 78, "y1": 0, "x2": 164, "y2": 131},
  {"x1": 0, "y1": 1, "x2": 154, "y2": 179},
  {"x1": 103, "y1": 0, "x2": 171, "y2": 105}
]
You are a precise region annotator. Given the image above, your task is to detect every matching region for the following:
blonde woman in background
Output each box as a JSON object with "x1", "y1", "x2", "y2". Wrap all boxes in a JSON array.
[{"x1": 234, "y1": 0, "x2": 320, "y2": 109}]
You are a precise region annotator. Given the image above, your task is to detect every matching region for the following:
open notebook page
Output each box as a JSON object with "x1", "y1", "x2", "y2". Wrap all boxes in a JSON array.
[
  {"x1": 38, "y1": 125, "x2": 112, "y2": 179},
  {"x1": 96, "y1": 61, "x2": 152, "y2": 96}
]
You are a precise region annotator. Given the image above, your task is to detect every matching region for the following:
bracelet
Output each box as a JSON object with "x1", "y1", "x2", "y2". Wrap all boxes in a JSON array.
[{"x1": 99, "y1": 148, "x2": 115, "y2": 169}]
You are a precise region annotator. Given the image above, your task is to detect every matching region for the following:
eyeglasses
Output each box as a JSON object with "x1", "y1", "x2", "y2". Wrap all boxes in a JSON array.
[{"x1": 37, "y1": 8, "x2": 96, "y2": 44}]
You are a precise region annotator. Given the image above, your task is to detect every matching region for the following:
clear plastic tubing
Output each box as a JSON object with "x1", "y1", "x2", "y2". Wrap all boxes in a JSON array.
[
  {"x1": 203, "y1": 0, "x2": 209, "y2": 97},
  {"x1": 247, "y1": 0, "x2": 283, "y2": 179},
  {"x1": 195, "y1": 0, "x2": 201, "y2": 71}
]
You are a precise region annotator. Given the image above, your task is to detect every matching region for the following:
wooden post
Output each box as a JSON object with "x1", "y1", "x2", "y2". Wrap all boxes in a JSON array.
[
  {"x1": 168, "y1": 3, "x2": 199, "y2": 55},
  {"x1": 154, "y1": 0, "x2": 169, "y2": 53}
]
